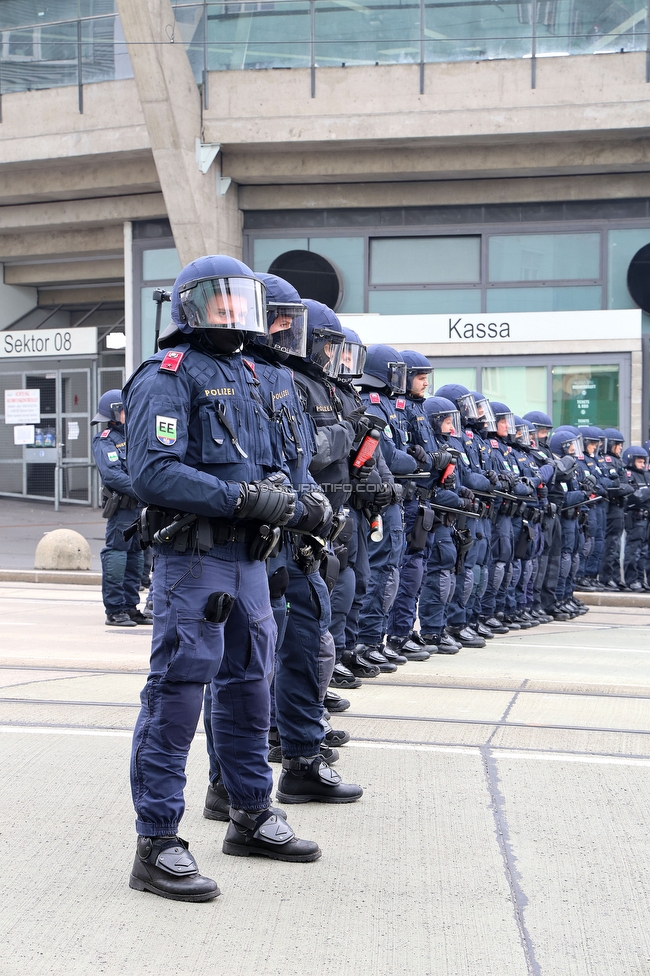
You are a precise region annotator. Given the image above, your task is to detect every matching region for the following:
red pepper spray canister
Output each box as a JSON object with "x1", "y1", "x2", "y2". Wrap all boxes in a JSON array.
[{"x1": 352, "y1": 428, "x2": 381, "y2": 469}]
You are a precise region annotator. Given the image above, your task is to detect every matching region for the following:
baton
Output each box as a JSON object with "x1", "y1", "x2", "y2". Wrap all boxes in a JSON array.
[{"x1": 152, "y1": 288, "x2": 172, "y2": 354}]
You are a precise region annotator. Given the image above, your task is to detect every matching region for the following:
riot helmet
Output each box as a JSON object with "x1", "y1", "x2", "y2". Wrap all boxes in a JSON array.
[
  {"x1": 423, "y1": 396, "x2": 461, "y2": 437},
  {"x1": 549, "y1": 427, "x2": 583, "y2": 458},
  {"x1": 468, "y1": 391, "x2": 497, "y2": 429},
  {"x1": 360, "y1": 344, "x2": 408, "y2": 395},
  {"x1": 401, "y1": 350, "x2": 433, "y2": 397},
  {"x1": 523, "y1": 410, "x2": 553, "y2": 445},
  {"x1": 338, "y1": 326, "x2": 366, "y2": 379},
  {"x1": 514, "y1": 416, "x2": 531, "y2": 447},
  {"x1": 299, "y1": 299, "x2": 344, "y2": 376},
  {"x1": 603, "y1": 428, "x2": 624, "y2": 456},
  {"x1": 622, "y1": 445, "x2": 648, "y2": 470},
  {"x1": 171, "y1": 255, "x2": 266, "y2": 344},
  {"x1": 255, "y1": 272, "x2": 308, "y2": 359},
  {"x1": 486, "y1": 400, "x2": 516, "y2": 436},
  {"x1": 435, "y1": 383, "x2": 479, "y2": 421},
  {"x1": 578, "y1": 425, "x2": 604, "y2": 457},
  {"x1": 92, "y1": 389, "x2": 123, "y2": 424}
]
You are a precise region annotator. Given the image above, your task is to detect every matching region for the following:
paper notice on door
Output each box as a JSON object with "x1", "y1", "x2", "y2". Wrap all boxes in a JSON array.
[
  {"x1": 67, "y1": 421, "x2": 80, "y2": 441},
  {"x1": 14, "y1": 425, "x2": 35, "y2": 445}
]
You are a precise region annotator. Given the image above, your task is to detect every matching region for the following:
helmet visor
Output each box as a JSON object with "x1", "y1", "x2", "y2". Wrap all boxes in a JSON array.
[
  {"x1": 475, "y1": 397, "x2": 496, "y2": 427},
  {"x1": 109, "y1": 400, "x2": 123, "y2": 423},
  {"x1": 338, "y1": 341, "x2": 367, "y2": 379},
  {"x1": 515, "y1": 424, "x2": 531, "y2": 447},
  {"x1": 387, "y1": 362, "x2": 407, "y2": 394},
  {"x1": 457, "y1": 392, "x2": 479, "y2": 421},
  {"x1": 561, "y1": 435, "x2": 583, "y2": 458},
  {"x1": 311, "y1": 328, "x2": 344, "y2": 376},
  {"x1": 262, "y1": 303, "x2": 308, "y2": 357},
  {"x1": 178, "y1": 276, "x2": 267, "y2": 333},
  {"x1": 488, "y1": 410, "x2": 516, "y2": 435}
]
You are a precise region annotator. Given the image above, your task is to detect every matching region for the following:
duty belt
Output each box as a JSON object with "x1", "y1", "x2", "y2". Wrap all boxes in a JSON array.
[{"x1": 140, "y1": 506, "x2": 260, "y2": 553}]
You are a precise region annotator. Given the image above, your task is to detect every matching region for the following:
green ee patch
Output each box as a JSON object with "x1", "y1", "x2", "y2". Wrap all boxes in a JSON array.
[{"x1": 156, "y1": 416, "x2": 177, "y2": 446}]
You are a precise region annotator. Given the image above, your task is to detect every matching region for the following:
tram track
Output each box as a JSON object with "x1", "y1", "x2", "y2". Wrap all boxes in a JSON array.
[{"x1": 2, "y1": 694, "x2": 650, "y2": 740}]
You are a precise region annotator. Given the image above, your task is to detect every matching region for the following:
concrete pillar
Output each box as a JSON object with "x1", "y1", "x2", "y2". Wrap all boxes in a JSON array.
[{"x1": 115, "y1": 0, "x2": 242, "y2": 265}]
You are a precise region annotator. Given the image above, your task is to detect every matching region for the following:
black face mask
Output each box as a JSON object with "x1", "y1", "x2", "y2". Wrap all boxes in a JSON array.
[{"x1": 193, "y1": 330, "x2": 244, "y2": 355}]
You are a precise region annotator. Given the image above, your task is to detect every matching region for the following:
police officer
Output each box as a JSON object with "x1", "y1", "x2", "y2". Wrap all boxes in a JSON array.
[
  {"x1": 575, "y1": 426, "x2": 609, "y2": 591},
  {"x1": 417, "y1": 397, "x2": 468, "y2": 650},
  {"x1": 354, "y1": 345, "x2": 418, "y2": 668},
  {"x1": 599, "y1": 428, "x2": 632, "y2": 590},
  {"x1": 622, "y1": 446, "x2": 650, "y2": 590},
  {"x1": 91, "y1": 390, "x2": 146, "y2": 627},
  {"x1": 124, "y1": 255, "x2": 320, "y2": 903},
  {"x1": 548, "y1": 427, "x2": 588, "y2": 617},
  {"x1": 385, "y1": 351, "x2": 448, "y2": 660}
]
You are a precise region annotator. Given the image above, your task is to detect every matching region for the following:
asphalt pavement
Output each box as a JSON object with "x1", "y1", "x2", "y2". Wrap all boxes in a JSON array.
[{"x1": 1, "y1": 581, "x2": 650, "y2": 976}]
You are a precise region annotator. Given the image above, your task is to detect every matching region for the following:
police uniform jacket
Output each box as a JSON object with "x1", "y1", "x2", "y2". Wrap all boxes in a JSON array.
[
  {"x1": 123, "y1": 343, "x2": 289, "y2": 519},
  {"x1": 92, "y1": 422, "x2": 137, "y2": 500}
]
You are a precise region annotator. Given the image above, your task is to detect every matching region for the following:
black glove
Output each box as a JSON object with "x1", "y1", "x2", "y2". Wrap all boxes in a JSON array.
[
  {"x1": 537, "y1": 485, "x2": 548, "y2": 500},
  {"x1": 456, "y1": 497, "x2": 474, "y2": 512},
  {"x1": 430, "y1": 450, "x2": 452, "y2": 471},
  {"x1": 458, "y1": 486, "x2": 474, "y2": 501},
  {"x1": 347, "y1": 405, "x2": 367, "y2": 426},
  {"x1": 351, "y1": 456, "x2": 376, "y2": 484},
  {"x1": 520, "y1": 477, "x2": 537, "y2": 491},
  {"x1": 235, "y1": 479, "x2": 296, "y2": 525},
  {"x1": 555, "y1": 455, "x2": 576, "y2": 477},
  {"x1": 441, "y1": 472, "x2": 456, "y2": 490},
  {"x1": 291, "y1": 489, "x2": 333, "y2": 536},
  {"x1": 498, "y1": 471, "x2": 516, "y2": 490},
  {"x1": 581, "y1": 473, "x2": 598, "y2": 490},
  {"x1": 635, "y1": 486, "x2": 650, "y2": 505},
  {"x1": 485, "y1": 470, "x2": 499, "y2": 486},
  {"x1": 407, "y1": 444, "x2": 429, "y2": 466}
]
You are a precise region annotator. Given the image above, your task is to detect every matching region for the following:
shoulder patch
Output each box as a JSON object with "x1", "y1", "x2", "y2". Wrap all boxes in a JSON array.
[
  {"x1": 466, "y1": 430, "x2": 474, "y2": 439},
  {"x1": 156, "y1": 416, "x2": 177, "y2": 445},
  {"x1": 490, "y1": 439, "x2": 499, "y2": 448},
  {"x1": 242, "y1": 357, "x2": 257, "y2": 377},
  {"x1": 160, "y1": 350, "x2": 184, "y2": 373},
  {"x1": 100, "y1": 429, "x2": 110, "y2": 438},
  {"x1": 395, "y1": 398, "x2": 406, "y2": 410},
  {"x1": 369, "y1": 392, "x2": 381, "y2": 404},
  {"x1": 107, "y1": 451, "x2": 119, "y2": 462}
]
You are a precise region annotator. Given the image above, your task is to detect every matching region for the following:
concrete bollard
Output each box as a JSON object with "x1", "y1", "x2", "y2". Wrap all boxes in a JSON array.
[{"x1": 34, "y1": 529, "x2": 92, "y2": 571}]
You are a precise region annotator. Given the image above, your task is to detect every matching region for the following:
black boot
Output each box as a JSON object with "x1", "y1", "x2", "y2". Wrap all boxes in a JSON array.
[
  {"x1": 480, "y1": 616, "x2": 509, "y2": 634},
  {"x1": 129, "y1": 835, "x2": 220, "y2": 902},
  {"x1": 340, "y1": 650, "x2": 380, "y2": 679},
  {"x1": 421, "y1": 632, "x2": 460, "y2": 654},
  {"x1": 204, "y1": 780, "x2": 288, "y2": 821},
  {"x1": 474, "y1": 621, "x2": 494, "y2": 639},
  {"x1": 355, "y1": 643, "x2": 397, "y2": 673},
  {"x1": 324, "y1": 690, "x2": 350, "y2": 712},
  {"x1": 386, "y1": 635, "x2": 431, "y2": 661},
  {"x1": 408, "y1": 630, "x2": 440, "y2": 651},
  {"x1": 223, "y1": 808, "x2": 321, "y2": 862},
  {"x1": 329, "y1": 661, "x2": 362, "y2": 689},
  {"x1": 447, "y1": 626, "x2": 486, "y2": 648},
  {"x1": 277, "y1": 755, "x2": 364, "y2": 804}
]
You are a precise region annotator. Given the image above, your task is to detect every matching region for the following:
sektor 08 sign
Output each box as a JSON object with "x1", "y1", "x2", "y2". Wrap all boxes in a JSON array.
[{"x1": 0, "y1": 327, "x2": 98, "y2": 358}]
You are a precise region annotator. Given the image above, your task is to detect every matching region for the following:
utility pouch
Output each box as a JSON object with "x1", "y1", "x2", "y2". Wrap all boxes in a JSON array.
[
  {"x1": 204, "y1": 591, "x2": 235, "y2": 624},
  {"x1": 319, "y1": 549, "x2": 340, "y2": 592},
  {"x1": 514, "y1": 519, "x2": 534, "y2": 560},
  {"x1": 101, "y1": 487, "x2": 120, "y2": 520},
  {"x1": 250, "y1": 524, "x2": 282, "y2": 562},
  {"x1": 407, "y1": 504, "x2": 435, "y2": 553},
  {"x1": 334, "y1": 542, "x2": 349, "y2": 572}
]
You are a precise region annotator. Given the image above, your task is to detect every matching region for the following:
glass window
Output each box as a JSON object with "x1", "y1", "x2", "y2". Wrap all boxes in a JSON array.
[
  {"x1": 369, "y1": 289, "x2": 482, "y2": 315},
  {"x1": 252, "y1": 237, "x2": 364, "y2": 313},
  {"x1": 207, "y1": 1, "x2": 311, "y2": 71},
  {"x1": 486, "y1": 286, "x2": 601, "y2": 313},
  {"x1": 315, "y1": 0, "x2": 419, "y2": 68},
  {"x1": 430, "y1": 367, "x2": 477, "y2": 396},
  {"x1": 552, "y1": 365, "x2": 619, "y2": 430},
  {"x1": 253, "y1": 238, "x2": 309, "y2": 273},
  {"x1": 488, "y1": 234, "x2": 601, "y2": 282},
  {"x1": 425, "y1": 0, "x2": 530, "y2": 63},
  {"x1": 607, "y1": 228, "x2": 650, "y2": 309},
  {"x1": 311, "y1": 238, "x2": 364, "y2": 314},
  {"x1": 482, "y1": 366, "x2": 547, "y2": 416},
  {"x1": 370, "y1": 237, "x2": 481, "y2": 284},
  {"x1": 142, "y1": 248, "x2": 182, "y2": 282}
]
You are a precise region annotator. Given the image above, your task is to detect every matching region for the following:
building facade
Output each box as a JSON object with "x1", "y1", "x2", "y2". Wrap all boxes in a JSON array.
[{"x1": 1, "y1": 0, "x2": 649, "y2": 502}]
